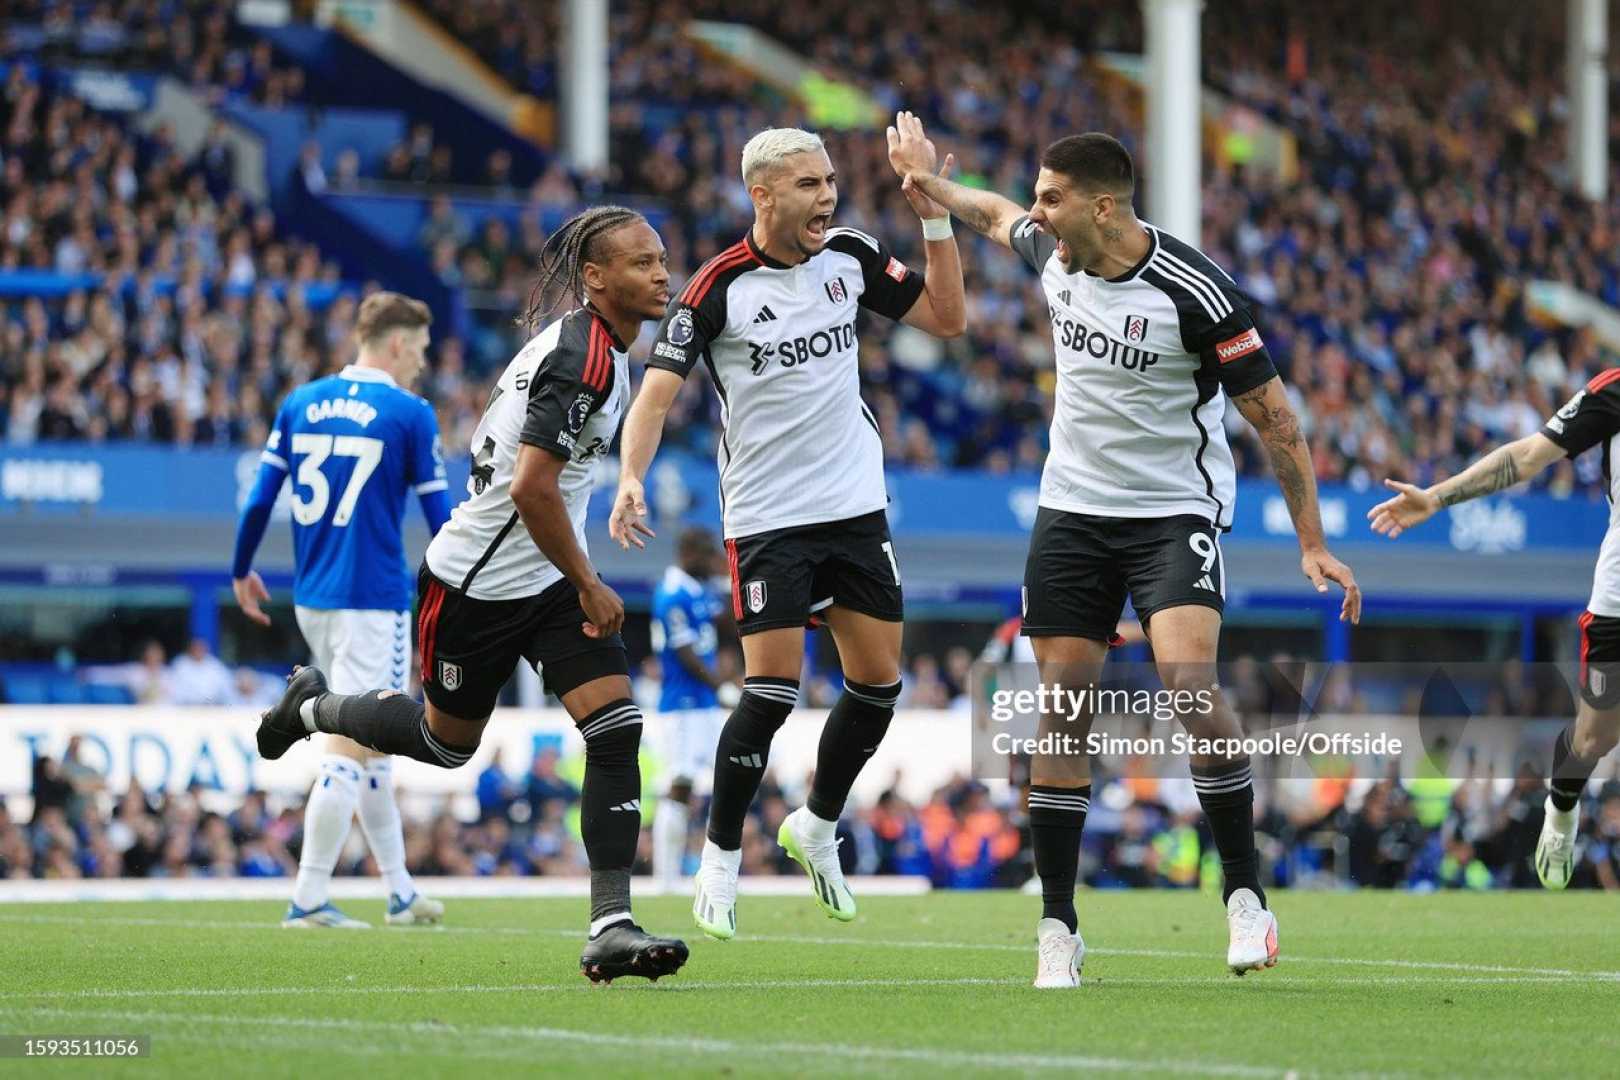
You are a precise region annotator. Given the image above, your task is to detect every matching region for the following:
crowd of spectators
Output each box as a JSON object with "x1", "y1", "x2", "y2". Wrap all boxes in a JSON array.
[
  {"x1": 7, "y1": 0, "x2": 1620, "y2": 496},
  {"x1": 4, "y1": 0, "x2": 308, "y2": 106},
  {"x1": 0, "y1": 67, "x2": 360, "y2": 446},
  {"x1": 355, "y1": 0, "x2": 1620, "y2": 493},
  {"x1": 11, "y1": 731, "x2": 1620, "y2": 891}
]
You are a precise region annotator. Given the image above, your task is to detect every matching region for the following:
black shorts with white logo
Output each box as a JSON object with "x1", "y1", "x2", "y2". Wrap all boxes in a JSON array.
[
  {"x1": 724, "y1": 510, "x2": 904, "y2": 636},
  {"x1": 1579, "y1": 612, "x2": 1620, "y2": 708},
  {"x1": 1021, "y1": 509, "x2": 1225, "y2": 643},
  {"x1": 416, "y1": 565, "x2": 628, "y2": 718}
]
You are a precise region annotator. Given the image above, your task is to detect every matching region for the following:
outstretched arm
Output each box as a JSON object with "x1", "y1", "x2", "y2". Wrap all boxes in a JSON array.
[
  {"x1": 903, "y1": 169, "x2": 1026, "y2": 250},
  {"x1": 1368, "y1": 434, "x2": 1565, "y2": 538}
]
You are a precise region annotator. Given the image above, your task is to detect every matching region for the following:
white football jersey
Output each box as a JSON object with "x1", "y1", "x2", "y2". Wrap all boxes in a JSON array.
[
  {"x1": 647, "y1": 229, "x2": 924, "y2": 539},
  {"x1": 1542, "y1": 370, "x2": 1620, "y2": 617},
  {"x1": 1010, "y1": 217, "x2": 1278, "y2": 528},
  {"x1": 426, "y1": 308, "x2": 628, "y2": 600}
]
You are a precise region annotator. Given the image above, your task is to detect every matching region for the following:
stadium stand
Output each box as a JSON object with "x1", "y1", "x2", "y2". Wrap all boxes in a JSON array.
[
  {"x1": 15, "y1": 728, "x2": 1620, "y2": 890},
  {"x1": 6, "y1": 0, "x2": 1615, "y2": 496}
]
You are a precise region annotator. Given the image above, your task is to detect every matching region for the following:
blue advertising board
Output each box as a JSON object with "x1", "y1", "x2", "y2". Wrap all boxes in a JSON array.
[{"x1": 0, "y1": 443, "x2": 1608, "y2": 554}]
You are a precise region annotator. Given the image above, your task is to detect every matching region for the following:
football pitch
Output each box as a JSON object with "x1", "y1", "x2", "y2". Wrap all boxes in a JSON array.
[{"x1": 4, "y1": 891, "x2": 1618, "y2": 1077}]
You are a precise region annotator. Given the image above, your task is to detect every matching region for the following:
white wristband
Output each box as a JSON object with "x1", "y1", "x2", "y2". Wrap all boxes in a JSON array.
[{"x1": 921, "y1": 216, "x2": 953, "y2": 241}]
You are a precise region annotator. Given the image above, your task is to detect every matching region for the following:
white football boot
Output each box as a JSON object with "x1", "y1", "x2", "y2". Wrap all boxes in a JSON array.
[
  {"x1": 1033, "y1": 917, "x2": 1083, "y2": 988},
  {"x1": 1225, "y1": 888, "x2": 1278, "y2": 975},
  {"x1": 385, "y1": 891, "x2": 445, "y2": 926},
  {"x1": 1535, "y1": 797, "x2": 1580, "y2": 890},
  {"x1": 777, "y1": 807, "x2": 856, "y2": 922},
  {"x1": 692, "y1": 840, "x2": 740, "y2": 940}
]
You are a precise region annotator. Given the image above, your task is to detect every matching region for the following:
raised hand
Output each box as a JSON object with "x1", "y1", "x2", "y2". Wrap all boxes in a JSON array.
[
  {"x1": 886, "y1": 110, "x2": 937, "y2": 179},
  {"x1": 887, "y1": 111, "x2": 951, "y2": 220}
]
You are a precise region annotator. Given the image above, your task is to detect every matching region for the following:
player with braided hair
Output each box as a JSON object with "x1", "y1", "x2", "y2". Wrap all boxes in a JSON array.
[
  {"x1": 518, "y1": 205, "x2": 649, "y2": 332},
  {"x1": 257, "y1": 206, "x2": 690, "y2": 982}
]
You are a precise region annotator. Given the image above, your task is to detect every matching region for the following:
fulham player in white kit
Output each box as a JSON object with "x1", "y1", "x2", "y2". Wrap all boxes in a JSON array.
[
  {"x1": 902, "y1": 126, "x2": 1361, "y2": 984},
  {"x1": 1372, "y1": 369, "x2": 1620, "y2": 891},
  {"x1": 258, "y1": 208, "x2": 689, "y2": 982},
  {"x1": 610, "y1": 117, "x2": 965, "y2": 940}
]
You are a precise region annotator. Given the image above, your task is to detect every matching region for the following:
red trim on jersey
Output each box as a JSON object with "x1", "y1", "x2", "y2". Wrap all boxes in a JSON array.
[
  {"x1": 1586, "y1": 369, "x2": 1620, "y2": 394},
  {"x1": 678, "y1": 242, "x2": 747, "y2": 304},
  {"x1": 680, "y1": 240, "x2": 758, "y2": 307},
  {"x1": 583, "y1": 318, "x2": 610, "y2": 391},
  {"x1": 726, "y1": 539, "x2": 742, "y2": 621},
  {"x1": 686, "y1": 246, "x2": 754, "y2": 307},
  {"x1": 1580, "y1": 610, "x2": 1595, "y2": 690},
  {"x1": 418, "y1": 579, "x2": 445, "y2": 686}
]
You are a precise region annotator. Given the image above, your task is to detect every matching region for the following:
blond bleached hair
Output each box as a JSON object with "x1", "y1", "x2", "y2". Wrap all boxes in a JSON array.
[{"x1": 741, "y1": 128, "x2": 825, "y2": 187}]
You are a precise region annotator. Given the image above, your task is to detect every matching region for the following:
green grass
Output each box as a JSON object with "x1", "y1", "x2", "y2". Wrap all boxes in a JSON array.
[{"x1": 4, "y1": 891, "x2": 1619, "y2": 1077}]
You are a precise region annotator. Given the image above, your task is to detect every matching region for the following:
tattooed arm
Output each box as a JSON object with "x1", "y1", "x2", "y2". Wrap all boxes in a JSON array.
[
  {"x1": 1368, "y1": 434, "x2": 1566, "y2": 538},
  {"x1": 902, "y1": 170, "x2": 1026, "y2": 249},
  {"x1": 1234, "y1": 377, "x2": 1326, "y2": 547},
  {"x1": 1234, "y1": 376, "x2": 1362, "y2": 622}
]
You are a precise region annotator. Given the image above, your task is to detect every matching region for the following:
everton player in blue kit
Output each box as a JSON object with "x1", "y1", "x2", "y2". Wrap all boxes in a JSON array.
[
  {"x1": 650, "y1": 527, "x2": 738, "y2": 885},
  {"x1": 232, "y1": 292, "x2": 450, "y2": 929}
]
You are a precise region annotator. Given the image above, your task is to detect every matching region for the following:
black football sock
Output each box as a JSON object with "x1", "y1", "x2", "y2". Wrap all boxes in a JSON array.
[
  {"x1": 576, "y1": 700, "x2": 644, "y2": 930},
  {"x1": 1549, "y1": 725, "x2": 1598, "y2": 813},
  {"x1": 311, "y1": 690, "x2": 476, "y2": 768},
  {"x1": 705, "y1": 677, "x2": 798, "y2": 850},
  {"x1": 1028, "y1": 784, "x2": 1090, "y2": 933},
  {"x1": 807, "y1": 678, "x2": 901, "y2": 822},
  {"x1": 1192, "y1": 757, "x2": 1264, "y2": 906}
]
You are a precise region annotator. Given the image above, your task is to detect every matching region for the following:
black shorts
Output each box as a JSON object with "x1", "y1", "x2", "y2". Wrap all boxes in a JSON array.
[
  {"x1": 1579, "y1": 612, "x2": 1620, "y2": 708},
  {"x1": 724, "y1": 510, "x2": 904, "y2": 636},
  {"x1": 1022, "y1": 509, "x2": 1225, "y2": 643},
  {"x1": 416, "y1": 565, "x2": 628, "y2": 718}
]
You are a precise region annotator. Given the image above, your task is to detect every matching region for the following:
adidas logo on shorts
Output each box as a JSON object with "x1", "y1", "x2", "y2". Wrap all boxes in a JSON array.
[{"x1": 729, "y1": 753, "x2": 764, "y2": 768}]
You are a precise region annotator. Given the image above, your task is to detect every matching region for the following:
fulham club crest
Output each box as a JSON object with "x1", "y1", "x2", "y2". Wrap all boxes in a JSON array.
[
  {"x1": 439, "y1": 661, "x2": 462, "y2": 691},
  {"x1": 1124, "y1": 314, "x2": 1149, "y2": 343},
  {"x1": 745, "y1": 580, "x2": 768, "y2": 614},
  {"x1": 825, "y1": 277, "x2": 847, "y2": 304}
]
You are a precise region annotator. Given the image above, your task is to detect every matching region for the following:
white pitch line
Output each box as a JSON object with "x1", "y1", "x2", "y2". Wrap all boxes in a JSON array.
[
  {"x1": 5, "y1": 912, "x2": 1620, "y2": 983},
  {"x1": 0, "y1": 977, "x2": 1019, "y2": 1002},
  {"x1": 2, "y1": 973, "x2": 1605, "y2": 1006},
  {"x1": 1, "y1": 1005, "x2": 1309, "y2": 1078}
]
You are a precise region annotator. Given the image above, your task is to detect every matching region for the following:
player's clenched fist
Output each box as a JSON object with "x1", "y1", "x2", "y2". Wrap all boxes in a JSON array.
[{"x1": 579, "y1": 579, "x2": 625, "y2": 639}]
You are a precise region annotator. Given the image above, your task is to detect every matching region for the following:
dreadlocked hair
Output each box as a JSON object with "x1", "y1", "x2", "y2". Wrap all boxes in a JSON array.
[{"x1": 519, "y1": 205, "x2": 646, "y2": 332}]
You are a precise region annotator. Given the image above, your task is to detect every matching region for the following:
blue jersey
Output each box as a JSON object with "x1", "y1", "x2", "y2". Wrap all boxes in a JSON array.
[
  {"x1": 651, "y1": 566, "x2": 723, "y2": 711},
  {"x1": 260, "y1": 365, "x2": 446, "y2": 610}
]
